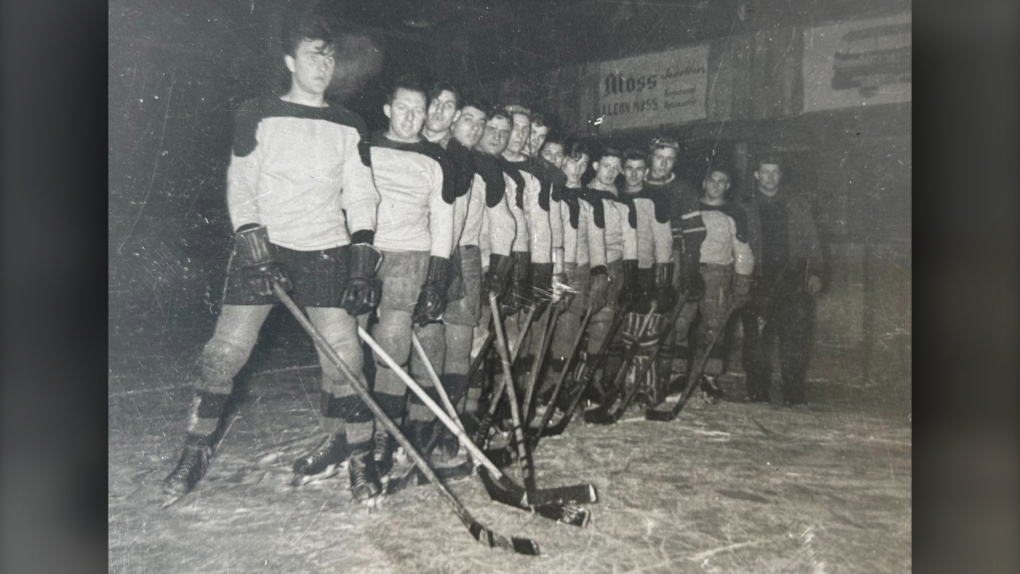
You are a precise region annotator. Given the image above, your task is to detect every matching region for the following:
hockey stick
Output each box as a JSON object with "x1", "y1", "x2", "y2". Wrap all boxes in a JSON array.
[
  {"x1": 520, "y1": 304, "x2": 562, "y2": 427},
  {"x1": 539, "y1": 305, "x2": 630, "y2": 438},
  {"x1": 472, "y1": 305, "x2": 537, "y2": 446},
  {"x1": 527, "y1": 307, "x2": 591, "y2": 444},
  {"x1": 402, "y1": 332, "x2": 591, "y2": 527},
  {"x1": 489, "y1": 294, "x2": 598, "y2": 507},
  {"x1": 597, "y1": 298, "x2": 695, "y2": 424},
  {"x1": 274, "y1": 285, "x2": 539, "y2": 555},
  {"x1": 644, "y1": 304, "x2": 736, "y2": 422},
  {"x1": 583, "y1": 302, "x2": 660, "y2": 424}
]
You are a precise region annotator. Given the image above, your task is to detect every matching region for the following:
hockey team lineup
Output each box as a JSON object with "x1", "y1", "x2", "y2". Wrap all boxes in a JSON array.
[{"x1": 105, "y1": 1, "x2": 915, "y2": 568}]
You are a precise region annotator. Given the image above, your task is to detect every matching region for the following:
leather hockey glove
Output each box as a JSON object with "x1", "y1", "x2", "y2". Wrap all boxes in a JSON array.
[
  {"x1": 484, "y1": 254, "x2": 514, "y2": 300},
  {"x1": 731, "y1": 274, "x2": 753, "y2": 311},
  {"x1": 412, "y1": 256, "x2": 453, "y2": 326},
  {"x1": 588, "y1": 265, "x2": 609, "y2": 312},
  {"x1": 530, "y1": 262, "x2": 554, "y2": 312},
  {"x1": 653, "y1": 262, "x2": 678, "y2": 313},
  {"x1": 500, "y1": 252, "x2": 531, "y2": 316},
  {"x1": 340, "y1": 236, "x2": 382, "y2": 316},
  {"x1": 234, "y1": 224, "x2": 291, "y2": 296}
]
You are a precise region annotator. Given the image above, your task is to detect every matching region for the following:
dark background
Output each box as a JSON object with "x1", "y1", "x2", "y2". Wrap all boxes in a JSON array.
[{"x1": 1, "y1": 0, "x2": 1017, "y2": 572}]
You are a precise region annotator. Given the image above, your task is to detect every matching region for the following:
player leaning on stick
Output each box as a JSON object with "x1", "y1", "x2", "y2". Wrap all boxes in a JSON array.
[
  {"x1": 367, "y1": 76, "x2": 456, "y2": 487},
  {"x1": 619, "y1": 148, "x2": 676, "y2": 406},
  {"x1": 683, "y1": 166, "x2": 754, "y2": 401},
  {"x1": 542, "y1": 138, "x2": 605, "y2": 407},
  {"x1": 642, "y1": 137, "x2": 702, "y2": 386},
  {"x1": 421, "y1": 86, "x2": 502, "y2": 455},
  {"x1": 577, "y1": 147, "x2": 638, "y2": 400},
  {"x1": 163, "y1": 3, "x2": 383, "y2": 503},
  {"x1": 470, "y1": 107, "x2": 521, "y2": 381}
]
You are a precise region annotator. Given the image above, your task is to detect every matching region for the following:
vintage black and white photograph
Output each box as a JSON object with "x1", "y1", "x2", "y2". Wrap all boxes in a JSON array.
[{"x1": 108, "y1": 0, "x2": 912, "y2": 571}]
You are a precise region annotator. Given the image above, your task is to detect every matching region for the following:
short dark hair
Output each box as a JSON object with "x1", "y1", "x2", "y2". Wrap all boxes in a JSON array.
[
  {"x1": 387, "y1": 75, "x2": 428, "y2": 105},
  {"x1": 595, "y1": 147, "x2": 623, "y2": 163},
  {"x1": 623, "y1": 148, "x2": 648, "y2": 164},
  {"x1": 427, "y1": 81, "x2": 461, "y2": 108},
  {"x1": 459, "y1": 97, "x2": 490, "y2": 116},
  {"x1": 542, "y1": 133, "x2": 564, "y2": 149},
  {"x1": 755, "y1": 155, "x2": 782, "y2": 170},
  {"x1": 704, "y1": 166, "x2": 731, "y2": 180},
  {"x1": 281, "y1": 0, "x2": 333, "y2": 56},
  {"x1": 530, "y1": 111, "x2": 547, "y2": 128},
  {"x1": 563, "y1": 138, "x2": 591, "y2": 160},
  {"x1": 486, "y1": 106, "x2": 513, "y2": 124}
]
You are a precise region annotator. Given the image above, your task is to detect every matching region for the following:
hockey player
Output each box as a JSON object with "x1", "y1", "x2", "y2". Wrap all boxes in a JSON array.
[
  {"x1": 681, "y1": 167, "x2": 754, "y2": 401},
  {"x1": 526, "y1": 112, "x2": 550, "y2": 158},
  {"x1": 576, "y1": 147, "x2": 638, "y2": 400},
  {"x1": 367, "y1": 77, "x2": 455, "y2": 480},
  {"x1": 619, "y1": 148, "x2": 676, "y2": 406},
  {"x1": 541, "y1": 138, "x2": 607, "y2": 408},
  {"x1": 643, "y1": 137, "x2": 703, "y2": 386},
  {"x1": 163, "y1": 7, "x2": 383, "y2": 503},
  {"x1": 499, "y1": 108, "x2": 555, "y2": 364}
]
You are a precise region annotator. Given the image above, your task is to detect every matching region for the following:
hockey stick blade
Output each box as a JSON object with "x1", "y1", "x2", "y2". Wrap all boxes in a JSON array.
[
  {"x1": 478, "y1": 469, "x2": 591, "y2": 528},
  {"x1": 275, "y1": 285, "x2": 540, "y2": 556}
]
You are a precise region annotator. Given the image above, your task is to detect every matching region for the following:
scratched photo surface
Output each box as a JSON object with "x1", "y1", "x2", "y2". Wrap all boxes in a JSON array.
[{"x1": 109, "y1": 1, "x2": 911, "y2": 572}]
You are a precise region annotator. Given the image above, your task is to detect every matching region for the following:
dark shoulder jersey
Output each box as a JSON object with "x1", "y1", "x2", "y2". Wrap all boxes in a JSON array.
[
  {"x1": 369, "y1": 133, "x2": 456, "y2": 205},
  {"x1": 700, "y1": 201, "x2": 750, "y2": 243},
  {"x1": 577, "y1": 186, "x2": 607, "y2": 229},
  {"x1": 233, "y1": 96, "x2": 371, "y2": 167},
  {"x1": 526, "y1": 155, "x2": 564, "y2": 211},
  {"x1": 628, "y1": 188, "x2": 672, "y2": 224},
  {"x1": 498, "y1": 158, "x2": 528, "y2": 210},
  {"x1": 559, "y1": 187, "x2": 582, "y2": 229},
  {"x1": 446, "y1": 138, "x2": 477, "y2": 202},
  {"x1": 473, "y1": 151, "x2": 508, "y2": 208}
]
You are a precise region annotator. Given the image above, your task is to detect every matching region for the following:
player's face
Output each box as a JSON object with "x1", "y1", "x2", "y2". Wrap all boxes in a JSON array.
[
  {"x1": 505, "y1": 113, "x2": 531, "y2": 154},
  {"x1": 425, "y1": 89, "x2": 459, "y2": 134},
  {"x1": 540, "y1": 142, "x2": 565, "y2": 169},
  {"x1": 385, "y1": 88, "x2": 427, "y2": 141},
  {"x1": 477, "y1": 116, "x2": 512, "y2": 155},
  {"x1": 623, "y1": 159, "x2": 648, "y2": 191},
  {"x1": 285, "y1": 39, "x2": 336, "y2": 97},
  {"x1": 703, "y1": 171, "x2": 731, "y2": 201},
  {"x1": 451, "y1": 105, "x2": 487, "y2": 149},
  {"x1": 562, "y1": 153, "x2": 589, "y2": 182},
  {"x1": 754, "y1": 163, "x2": 782, "y2": 193},
  {"x1": 593, "y1": 156, "x2": 622, "y2": 186},
  {"x1": 649, "y1": 147, "x2": 677, "y2": 179},
  {"x1": 528, "y1": 125, "x2": 549, "y2": 156}
]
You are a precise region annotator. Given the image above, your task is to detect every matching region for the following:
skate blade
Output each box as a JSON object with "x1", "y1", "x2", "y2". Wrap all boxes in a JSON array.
[
  {"x1": 290, "y1": 463, "x2": 343, "y2": 487},
  {"x1": 161, "y1": 492, "x2": 186, "y2": 509}
]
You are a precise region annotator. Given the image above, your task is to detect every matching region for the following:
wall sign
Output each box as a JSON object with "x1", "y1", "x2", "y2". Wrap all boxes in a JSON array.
[
  {"x1": 596, "y1": 44, "x2": 709, "y2": 132},
  {"x1": 802, "y1": 13, "x2": 911, "y2": 112}
]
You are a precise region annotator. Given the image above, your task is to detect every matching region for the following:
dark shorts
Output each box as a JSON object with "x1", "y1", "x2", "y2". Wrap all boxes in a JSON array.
[{"x1": 222, "y1": 244, "x2": 351, "y2": 307}]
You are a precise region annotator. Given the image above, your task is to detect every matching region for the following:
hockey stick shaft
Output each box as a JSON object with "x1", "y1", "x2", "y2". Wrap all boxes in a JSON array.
[
  {"x1": 361, "y1": 327, "x2": 507, "y2": 480},
  {"x1": 275, "y1": 286, "x2": 538, "y2": 555},
  {"x1": 410, "y1": 331, "x2": 596, "y2": 518},
  {"x1": 532, "y1": 307, "x2": 592, "y2": 441},
  {"x1": 487, "y1": 294, "x2": 532, "y2": 486},
  {"x1": 520, "y1": 305, "x2": 561, "y2": 426},
  {"x1": 473, "y1": 305, "x2": 537, "y2": 444}
]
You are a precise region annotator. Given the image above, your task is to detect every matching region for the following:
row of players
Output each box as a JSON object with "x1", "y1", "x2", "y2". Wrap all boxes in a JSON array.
[{"x1": 162, "y1": 11, "x2": 824, "y2": 504}]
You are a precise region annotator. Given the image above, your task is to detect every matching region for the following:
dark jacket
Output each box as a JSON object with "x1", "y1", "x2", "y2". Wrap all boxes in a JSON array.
[{"x1": 740, "y1": 190, "x2": 824, "y2": 286}]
